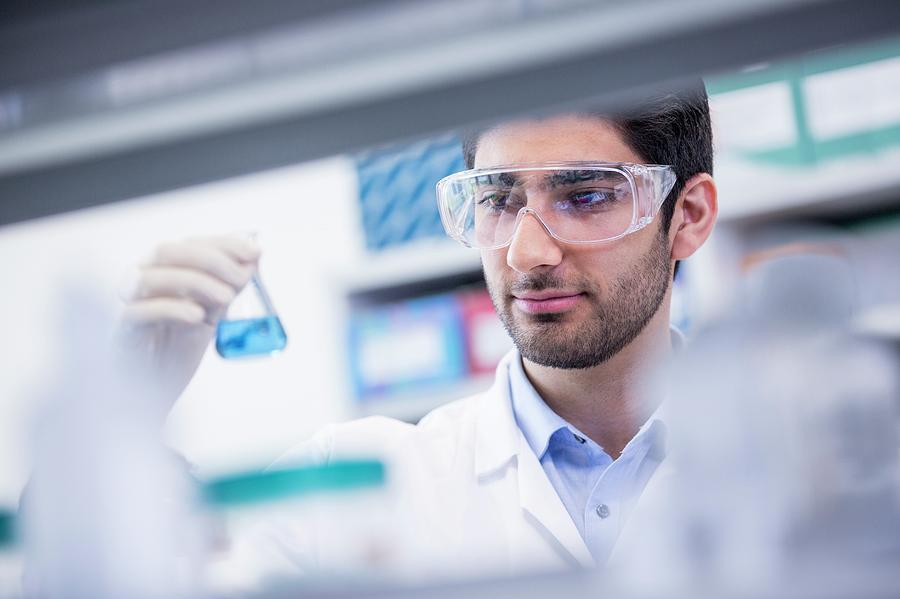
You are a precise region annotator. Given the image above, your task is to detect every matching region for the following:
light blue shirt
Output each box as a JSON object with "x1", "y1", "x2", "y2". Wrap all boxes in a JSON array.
[{"x1": 508, "y1": 353, "x2": 667, "y2": 564}]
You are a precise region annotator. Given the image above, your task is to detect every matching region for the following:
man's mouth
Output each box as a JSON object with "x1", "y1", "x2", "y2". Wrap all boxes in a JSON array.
[{"x1": 512, "y1": 290, "x2": 584, "y2": 314}]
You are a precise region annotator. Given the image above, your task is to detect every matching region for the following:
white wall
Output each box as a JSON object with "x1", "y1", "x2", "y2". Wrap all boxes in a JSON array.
[{"x1": 0, "y1": 156, "x2": 367, "y2": 504}]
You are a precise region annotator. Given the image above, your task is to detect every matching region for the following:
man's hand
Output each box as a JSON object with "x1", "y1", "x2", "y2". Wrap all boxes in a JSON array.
[{"x1": 118, "y1": 234, "x2": 261, "y2": 409}]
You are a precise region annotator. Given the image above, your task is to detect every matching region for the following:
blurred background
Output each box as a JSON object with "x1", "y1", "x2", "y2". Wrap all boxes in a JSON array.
[{"x1": 1, "y1": 0, "x2": 900, "y2": 595}]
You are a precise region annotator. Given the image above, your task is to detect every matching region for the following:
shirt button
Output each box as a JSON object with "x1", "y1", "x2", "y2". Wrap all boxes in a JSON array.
[{"x1": 595, "y1": 504, "x2": 610, "y2": 519}]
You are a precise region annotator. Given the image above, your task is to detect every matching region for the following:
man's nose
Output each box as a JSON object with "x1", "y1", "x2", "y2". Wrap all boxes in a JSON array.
[{"x1": 506, "y1": 209, "x2": 563, "y2": 273}]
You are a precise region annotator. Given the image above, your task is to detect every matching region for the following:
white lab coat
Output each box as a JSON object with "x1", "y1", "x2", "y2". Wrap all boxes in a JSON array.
[{"x1": 239, "y1": 350, "x2": 673, "y2": 585}]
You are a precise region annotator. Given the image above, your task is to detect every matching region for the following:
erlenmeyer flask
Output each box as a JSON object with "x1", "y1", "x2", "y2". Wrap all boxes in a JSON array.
[{"x1": 215, "y1": 271, "x2": 287, "y2": 359}]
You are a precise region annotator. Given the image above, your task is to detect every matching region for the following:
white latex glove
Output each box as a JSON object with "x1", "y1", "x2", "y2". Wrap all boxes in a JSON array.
[{"x1": 117, "y1": 235, "x2": 261, "y2": 411}]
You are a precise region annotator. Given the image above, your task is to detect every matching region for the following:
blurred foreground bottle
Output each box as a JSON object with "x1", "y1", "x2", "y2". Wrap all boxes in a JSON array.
[
  {"x1": 616, "y1": 247, "x2": 900, "y2": 595},
  {"x1": 22, "y1": 282, "x2": 203, "y2": 598}
]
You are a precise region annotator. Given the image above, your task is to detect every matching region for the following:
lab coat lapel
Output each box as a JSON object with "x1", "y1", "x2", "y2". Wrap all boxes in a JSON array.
[
  {"x1": 515, "y1": 432, "x2": 595, "y2": 568},
  {"x1": 475, "y1": 351, "x2": 594, "y2": 569}
]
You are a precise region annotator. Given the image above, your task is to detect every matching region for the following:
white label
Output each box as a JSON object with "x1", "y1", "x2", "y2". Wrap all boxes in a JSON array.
[
  {"x1": 804, "y1": 56, "x2": 900, "y2": 141},
  {"x1": 359, "y1": 323, "x2": 445, "y2": 386},
  {"x1": 711, "y1": 82, "x2": 797, "y2": 152}
]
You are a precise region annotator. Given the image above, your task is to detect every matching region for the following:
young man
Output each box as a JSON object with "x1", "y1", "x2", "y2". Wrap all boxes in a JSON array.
[{"x1": 123, "y1": 81, "x2": 717, "y2": 579}]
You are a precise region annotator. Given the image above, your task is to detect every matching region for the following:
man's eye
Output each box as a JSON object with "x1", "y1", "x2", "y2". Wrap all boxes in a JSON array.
[
  {"x1": 478, "y1": 191, "x2": 515, "y2": 210},
  {"x1": 483, "y1": 191, "x2": 506, "y2": 207},
  {"x1": 561, "y1": 189, "x2": 617, "y2": 210}
]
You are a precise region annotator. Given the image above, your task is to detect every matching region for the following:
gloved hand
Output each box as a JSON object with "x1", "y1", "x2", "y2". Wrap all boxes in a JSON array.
[{"x1": 117, "y1": 234, "x2": 261, "y2": 411}]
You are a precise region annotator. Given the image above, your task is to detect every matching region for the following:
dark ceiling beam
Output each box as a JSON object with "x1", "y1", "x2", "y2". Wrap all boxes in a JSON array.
[{"x1": 2, "y1": 0, "x2": 899, "y2": 227}]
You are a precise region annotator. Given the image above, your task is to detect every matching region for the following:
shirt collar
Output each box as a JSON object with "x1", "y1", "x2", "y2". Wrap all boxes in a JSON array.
[{"x1": 508, "y1": 349, "x2": 573, "y2": 460}]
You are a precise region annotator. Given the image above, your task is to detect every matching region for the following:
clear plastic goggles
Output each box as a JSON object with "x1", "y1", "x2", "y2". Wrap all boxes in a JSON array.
[{"x1": 436, "y1": 162, "x2": 677, "y2": 249}]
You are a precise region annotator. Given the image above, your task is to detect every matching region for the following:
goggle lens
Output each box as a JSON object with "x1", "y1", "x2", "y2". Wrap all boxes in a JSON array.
[{"x1": 444, "y1": 168, "x2": 636, "y2": 248}]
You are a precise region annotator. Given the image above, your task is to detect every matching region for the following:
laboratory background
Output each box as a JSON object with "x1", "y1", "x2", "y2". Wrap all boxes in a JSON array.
[{"x1": 2, "y1": 0, "x2": 900, "y2": 597}]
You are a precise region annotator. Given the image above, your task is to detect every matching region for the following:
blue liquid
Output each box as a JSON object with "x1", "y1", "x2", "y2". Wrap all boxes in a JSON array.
[{"x1": 216, "y1": 316, "x2": 287, "y2": 359}]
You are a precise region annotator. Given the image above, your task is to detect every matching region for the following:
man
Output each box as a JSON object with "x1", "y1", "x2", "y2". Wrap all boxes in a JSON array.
[{"x1": 123, "y1": 81, "x2": 717, "y2": 580}]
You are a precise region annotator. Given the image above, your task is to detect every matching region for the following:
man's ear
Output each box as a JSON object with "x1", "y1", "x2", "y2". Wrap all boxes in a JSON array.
[{"x1": 670, "y1": 173, "x2": 718, "y2": 261}]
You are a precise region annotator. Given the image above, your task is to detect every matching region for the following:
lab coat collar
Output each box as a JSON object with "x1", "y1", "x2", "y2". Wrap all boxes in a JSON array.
[
  {"x1": 474, "y1": 350, "x2": 595, "y2": 568},
  {"x1": 472, "y1": 327, "x2": 687, "y2": 569},
  {"x1": 514, "y1": 428, "x2": 596, "y2": 568},
  {"x1": 473, "y1": 351, "x2": 521, "y2": 478}
]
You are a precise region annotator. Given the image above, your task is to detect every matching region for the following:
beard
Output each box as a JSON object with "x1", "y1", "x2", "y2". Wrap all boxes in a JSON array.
[{"x1": 486, "y1": 227, "x2": 671, "y2": 369}]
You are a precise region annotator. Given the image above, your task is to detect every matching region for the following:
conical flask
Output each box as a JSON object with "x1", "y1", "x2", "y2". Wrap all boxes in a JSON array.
[{"x1": 215, "y1": 270, "x2": 287, "y2": 359}]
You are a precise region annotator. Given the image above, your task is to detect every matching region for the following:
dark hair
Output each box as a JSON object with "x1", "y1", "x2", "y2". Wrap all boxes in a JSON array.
[{"x1": 460, "y1": 79, "x2": 713, "y2": 237}]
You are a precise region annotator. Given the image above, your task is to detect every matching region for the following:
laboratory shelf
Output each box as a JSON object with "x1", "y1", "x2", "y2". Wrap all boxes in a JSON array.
[
  {"x1": 4, "y1": 0, "x2": 900, "y2": 226},
  {"x1": 254, "y1": 562, "x2": 900, "y2": 599},
  {"x1": 336, "y1": 238, "x2": 498, "y2": 424},
  {"x1": 338, "y1": 238, "x2": 483, "y2": 300},
  {"x1": 353, "y1": 373, "x2": 495, "y2": 423},
  {"x1": 716, "y1": 149, "x2": 900, "y2": 226}
]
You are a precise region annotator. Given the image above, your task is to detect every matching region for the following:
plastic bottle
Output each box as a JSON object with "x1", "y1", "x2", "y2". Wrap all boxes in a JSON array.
[
  {"x1": 22, "y1": 281, "x2": 202, "y2": 598},
  {"x1": 614, "y1": 248, "x2": 900, "y2": 595}
]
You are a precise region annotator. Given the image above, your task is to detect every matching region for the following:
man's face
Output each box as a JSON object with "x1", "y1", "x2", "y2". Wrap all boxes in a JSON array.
[{"x1": 476, "y1": 115, "x2": 673, "y2": 369}]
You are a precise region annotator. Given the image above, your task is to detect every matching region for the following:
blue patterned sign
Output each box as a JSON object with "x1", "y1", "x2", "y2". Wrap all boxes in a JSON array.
[{"x1": 355, "y1": 135, "x2": 466, "y2": 251}]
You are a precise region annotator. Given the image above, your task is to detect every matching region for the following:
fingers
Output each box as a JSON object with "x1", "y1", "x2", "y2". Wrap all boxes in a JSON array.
[
  {"x1": 152, "y1": 236, "x2": 260, "y2": 289},
  {"x1": 124, "y1": 234, "x2": 263, "y2": 327},
  {"x1": 122, "y1": 297, "x2": 210, "y2": 326},
  {"x1": 205, "y1": 234, "x2": 262, "y2": 264},
  {"x1": 135, "y1": 266, "x2": 237, "y2": 310}
]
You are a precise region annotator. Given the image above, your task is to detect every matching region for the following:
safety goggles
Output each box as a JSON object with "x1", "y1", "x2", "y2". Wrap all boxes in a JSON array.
[{"x1": 436, "y1": 162, "x2": 677, "y2": 250}]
